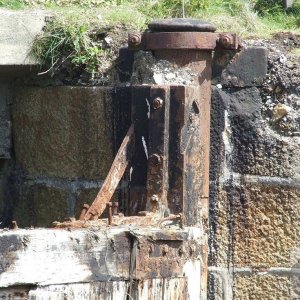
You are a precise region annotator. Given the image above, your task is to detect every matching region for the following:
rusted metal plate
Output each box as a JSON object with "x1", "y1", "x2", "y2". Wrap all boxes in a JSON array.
[
  {"x1": 134, "y1": 237, "x2": 201, "y2": 279},
  {"x1": 83, "y1": 123, "x2": 135, "y2": 221},
  {"x1": 146, "y1": 87, "x2": 170, "y2": 213},
  {"x1": 167, "y1": 86, "x2": 185, "y2": 216},
  {"x1": 140, "y1": 32, "x2": 218, "y2": 50},
  {"x1": 148, "y1": 18, "x2": 216, "y2": 32},
  {"x1": 167, "y1": 86, "x2": 210, "y2": 224}
]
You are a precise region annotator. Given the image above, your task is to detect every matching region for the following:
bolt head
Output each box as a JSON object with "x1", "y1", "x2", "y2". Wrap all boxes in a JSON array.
[
  {"x1": 152, "y1": 97, "x2": 164, "y2": 109},
  {"x1": 151, "y1": 194, "x2": 159, "y2": 202},
  {"x1": 128, "y1": 33, "x2": 141, "y2": 46},
  {"x1": 149, "y1": 153, "x2": 162, "y2": 166},
  {"x1": 219, "y1": 34, "x2": 234, "y2": 48}
]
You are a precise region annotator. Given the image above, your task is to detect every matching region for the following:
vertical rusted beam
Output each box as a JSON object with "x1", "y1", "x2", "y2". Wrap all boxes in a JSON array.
[
  {"x1": 146, "y1": 87, "x2": 170, "y2": 213},
  {"x1": 129, "y1": 86, "x2": 150, "y2": 215},
  {"x1": 168, "y1": 86, "x2": 210, "y2": 226}
]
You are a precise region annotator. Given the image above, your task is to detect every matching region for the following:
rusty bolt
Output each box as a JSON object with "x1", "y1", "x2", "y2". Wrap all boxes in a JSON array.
[
  {"x1": 149, "y1": 153, "x2": 162, "y2": 166},
  {"x1": 112, "y1": 202, "x2": 119, "y2": 215},
  {"x1": 162, "y1": 245, "x2": 169, "y2": 255},
  {"x1": 152, "y1": 97, "x2": 164, "y2": 110},
  {"x1": 11, "y1": 220, "x2": 18, "y2": 230},
  {"x1": 128, "y1": 33, "x2": 142, "y2": 47},
  {"x1": 107, "y1": 202, "x2": 113, "y2": 225},
  {"x1": 218, "y1": 34, "x2": 233, "y2": 48},
  {"x1": 150, "y1": 194, "x2": 159, "y2": 213},
  {"x1": 151, "y1": 194, "x2": 159, "y2": 203},
  {"x1": 79, "y1": 203, "x2": 90, "y2": 220}
]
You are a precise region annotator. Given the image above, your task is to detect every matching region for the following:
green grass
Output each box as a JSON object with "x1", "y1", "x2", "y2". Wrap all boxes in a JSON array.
[
  {"x1": 3, "y1": 0, "x2": 299, "y2": 76},
  {"x1": 0, "y1": 0, "x2": 25, "y2": 9}
]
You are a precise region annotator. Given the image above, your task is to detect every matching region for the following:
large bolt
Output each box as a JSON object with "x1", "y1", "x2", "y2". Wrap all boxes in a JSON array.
[
  {"x1": 149, "y1": 153, "x2": 162, "y2": 166},
  {"x1": 79, "y1": 203, "x2": 90, "y2": 220},
  {"x1": 112, "y1": 202, "x2": 119, "y2": 215},
  {"x1": 152, "y1": 97, "x2": 164, "y2": 110},
  {"x1": 128, "y1": 33, "x2": 142, "y2": 47},
  {"x1": 106, "y1": 202, "x2": 113, "y2": 225},
  {"x1": 218, "y1": 34, "x2": 233, "y2": 48},
  {"x1": 150, "y1": 194, "x2": 159, "y2": 213},
  {"x1": 151, "y1": 194, "x2": 159, "y2": 203},
  {"x1": 11, "y1": 220, "x2": 18, "y2": 230}
]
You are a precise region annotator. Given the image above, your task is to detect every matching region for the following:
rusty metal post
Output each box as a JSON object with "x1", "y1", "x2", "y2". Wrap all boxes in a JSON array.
[
  {"x1": 129, "y1": 19, "x2": 236, "y2": 225},
  {"x1": 129, "y1": 18, "x2": 241, "y2": 297}
]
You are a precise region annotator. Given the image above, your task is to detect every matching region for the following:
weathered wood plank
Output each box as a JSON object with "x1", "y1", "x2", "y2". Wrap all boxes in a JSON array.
[
  {"x1": 0, "y1": 278, "x2": 196, "y2": 299},
  {"x1": 0, "y1": 227, "x2": 204, "y2": 299},
  {"x1": 0, "y1": 228, "x2": 131, "y2": 287}
]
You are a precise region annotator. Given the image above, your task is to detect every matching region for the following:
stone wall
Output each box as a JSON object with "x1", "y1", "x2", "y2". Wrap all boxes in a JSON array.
[
  {"x1": 208, "y1": 44, "x2": 300, "y2": 299},
  {"x1": 1, "y1": 86, "x2": 130, "y2": 228},
  {"x1": 0, "y1": 11, "x2": 299, "y2": 298}
]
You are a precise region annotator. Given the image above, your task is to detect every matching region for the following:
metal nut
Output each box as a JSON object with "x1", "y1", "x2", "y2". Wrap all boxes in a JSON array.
[
  {"x1": 149, "y1": 153, "x2": 162, "y2": 166},
  {"x1": 151, "y1": 194, "x2": 159, "y2": 203},
  {"x1": 128, "y1": 33, "x2": 141, "y2": 46},
  {"x1": 152, "y1": 97, "x2": 164, "y2": 110},
  {"x1": 219, "y1": 34, "x2": 232, "y2": 48}
]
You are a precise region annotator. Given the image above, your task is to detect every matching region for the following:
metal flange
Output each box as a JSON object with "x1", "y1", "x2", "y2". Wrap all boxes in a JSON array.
[{"x1": 128, "y1": 18, "x2": 242, "y2": 51}]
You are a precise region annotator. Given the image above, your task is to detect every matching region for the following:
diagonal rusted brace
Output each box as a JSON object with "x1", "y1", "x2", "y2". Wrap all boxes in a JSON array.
[{"x1": 80, "y1": 123, "x2": 135, "y2": 221}]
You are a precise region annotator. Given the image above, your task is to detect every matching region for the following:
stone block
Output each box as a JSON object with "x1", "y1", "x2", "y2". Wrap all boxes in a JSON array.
[
  {"x1": 0, "y1": 9, "x2": 47, "y2": 66},
  {"x1": 12, "y1": 87, "x2": 114, "y2": 180},
  {"x1": 14, "y1": 185, "x2": 69, "y2": 228},
  {"x1": 211, "y1": 86, "x2": 300, "y2": 178},
  {"x1": 213, "y1": 47, "x2": 268, "y2": 87},
  {"x1": 234, "y1": 274, "x2": 293, "y2": 300},
  {"x1": 212, "y1": 183, "x2": 300, "y2": 268},
  {"x1": 209, "y1": 87, "x2": 226, "y2": 182}
]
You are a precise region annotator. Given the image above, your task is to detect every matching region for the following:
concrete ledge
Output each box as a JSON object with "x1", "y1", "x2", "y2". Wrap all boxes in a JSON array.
[{"x1": 0, "y1": 9, "x2": 48, "y2": 66}]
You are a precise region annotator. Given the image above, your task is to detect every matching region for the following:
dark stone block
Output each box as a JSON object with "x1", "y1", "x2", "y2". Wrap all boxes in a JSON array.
[{"x1": 213, "y1": 47, "x2": 268, "y2": 87}]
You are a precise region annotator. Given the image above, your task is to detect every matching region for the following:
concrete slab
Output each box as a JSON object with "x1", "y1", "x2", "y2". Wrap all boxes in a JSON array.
[{"x1": 0, "y1": 9, "x2": 48, "y2": 66}]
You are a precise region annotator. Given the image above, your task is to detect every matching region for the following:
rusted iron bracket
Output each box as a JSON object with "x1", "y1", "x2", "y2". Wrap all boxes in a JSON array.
[
  {"x1": 129, "y1": 230, "x2": 203, "y2": 280},
  {"x1": 72, "y1": 18, "x2": 240, "y2": 229},
  {"x1": 81, "y1": 124, "x2": 135, "y2": 221}
]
